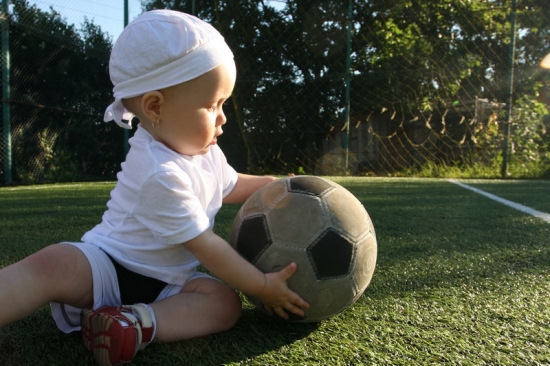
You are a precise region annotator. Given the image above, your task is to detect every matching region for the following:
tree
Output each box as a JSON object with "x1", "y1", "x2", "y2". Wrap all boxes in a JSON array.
[
  {"x1": 349, "y1": 0, "x2": 549, "y2": 173},
  {"x1": 8, "y1": 0, "x2": 118, "y2": 182},
  {"x1": 143, "y1": 0, "x2": 353, "y2": 173},
  {"x1": 136, "y1": 0, "x2": 550, "y2": 175}
]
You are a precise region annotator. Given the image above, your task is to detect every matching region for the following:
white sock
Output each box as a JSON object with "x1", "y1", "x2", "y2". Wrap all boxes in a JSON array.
[{"x1": 131, "y1": 303, "x2": 157, "y2": 350}]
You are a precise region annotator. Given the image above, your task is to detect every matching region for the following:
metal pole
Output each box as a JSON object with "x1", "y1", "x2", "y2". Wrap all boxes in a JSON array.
[
  {"x1": 2, "y1": 0, "x2": 11, "y2": 185},
  {"x1": 123, "y1": 0, "x2": 129, "y2": 156},
  {"x1": 501, "y1": 0, "x2": 516, "y2": 178},
  {"x1": 342, "y1": 0, "x2": 352, "y2": 175}
]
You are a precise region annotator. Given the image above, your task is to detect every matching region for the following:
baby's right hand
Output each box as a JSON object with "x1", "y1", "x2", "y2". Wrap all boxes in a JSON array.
[{"x1": 256, "y1": 262, "x2": 310, "y2": 319}]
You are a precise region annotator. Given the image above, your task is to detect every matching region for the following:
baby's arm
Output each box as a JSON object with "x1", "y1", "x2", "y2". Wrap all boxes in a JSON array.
[
  {"x1": 183, "y1": 229, "x2": 309, "y2": 319},
  {"x1": 223, "y1": 173, "x2": 276, "y2": 204}
]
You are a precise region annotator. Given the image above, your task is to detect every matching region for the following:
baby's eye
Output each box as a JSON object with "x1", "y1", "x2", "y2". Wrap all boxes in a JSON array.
[
  {"x1": 208, "y1": 99, "x2": 227, "y2": 113},
  {"x1": 211, "y1": 101, "x2": 226, "y2": 112}
]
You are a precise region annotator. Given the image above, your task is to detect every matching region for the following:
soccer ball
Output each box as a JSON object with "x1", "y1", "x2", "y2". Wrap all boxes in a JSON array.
[{"x1": 229, "y1": 175, "x2": 377, "y2": 323}]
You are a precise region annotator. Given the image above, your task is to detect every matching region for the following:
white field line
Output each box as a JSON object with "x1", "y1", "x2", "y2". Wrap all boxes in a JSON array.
[{"x1": 448, "y1": 179, "x2": 550, "y2": 224}]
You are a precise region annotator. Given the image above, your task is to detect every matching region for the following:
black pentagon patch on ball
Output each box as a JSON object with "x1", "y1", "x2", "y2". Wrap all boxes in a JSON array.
[
  {"x1": 289, "y1": 176, "x2": 333, "y2": 196},
  {"x1": 308, "y1": 229, "x2": 353, "y2": 279},
  {"x1": 235, "y1": 215, "x2": 271, "y2": 264}
]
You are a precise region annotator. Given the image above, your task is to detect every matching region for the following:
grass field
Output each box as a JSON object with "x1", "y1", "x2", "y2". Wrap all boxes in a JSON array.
[
  {"x1": 0, "y1": 177, "x2": 549, "y2": 365},
  {"x1": 459, "y1": 179, "x2": 550, "y2": 214}
]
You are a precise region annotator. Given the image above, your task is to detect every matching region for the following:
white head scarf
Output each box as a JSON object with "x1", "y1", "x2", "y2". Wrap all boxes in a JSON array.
[{"x1": 104, "y1": 10, "x2": 234, "y2": 128}]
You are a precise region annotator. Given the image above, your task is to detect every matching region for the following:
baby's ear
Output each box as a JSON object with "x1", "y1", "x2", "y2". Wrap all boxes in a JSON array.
[{"x1": 141, "y1": 91, "x2": 164, "y2": 122}]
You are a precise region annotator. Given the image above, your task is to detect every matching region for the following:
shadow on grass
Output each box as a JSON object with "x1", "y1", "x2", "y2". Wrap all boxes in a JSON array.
[
  {"x1": 0, "y1": 307, "x2": 318, "y2": 366},
  {"x1": 145, "y1": 308, "x2": 319, "y2": 365}
]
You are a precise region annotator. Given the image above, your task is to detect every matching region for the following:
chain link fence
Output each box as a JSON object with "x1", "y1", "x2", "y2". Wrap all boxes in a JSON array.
[{"x1": 1, "y1": 0, "x2": 549, "y2": 185}]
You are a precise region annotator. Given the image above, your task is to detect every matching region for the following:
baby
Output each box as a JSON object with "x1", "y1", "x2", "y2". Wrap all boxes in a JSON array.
[{"x1": 0, "y1": 9, "x2": 308, "y2": 366}]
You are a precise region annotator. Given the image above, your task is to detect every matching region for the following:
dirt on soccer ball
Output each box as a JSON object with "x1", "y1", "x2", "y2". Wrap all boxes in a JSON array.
[{"x1": 229, "y1": 175, "x2": 377, "y2": 323}]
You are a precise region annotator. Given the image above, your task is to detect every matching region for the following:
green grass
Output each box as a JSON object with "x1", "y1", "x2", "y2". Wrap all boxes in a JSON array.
[
  {"x1": 1, "y1": 178, "x2": 549, "y2": 365},
  {"x1": 457, "y1": 179, "x2": 550, "y2": 214}
]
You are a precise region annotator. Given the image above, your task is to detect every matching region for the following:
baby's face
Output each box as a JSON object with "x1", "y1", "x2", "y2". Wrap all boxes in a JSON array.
[{"x1": 156, "y1": 61, "x2": 236, "y2": 156}]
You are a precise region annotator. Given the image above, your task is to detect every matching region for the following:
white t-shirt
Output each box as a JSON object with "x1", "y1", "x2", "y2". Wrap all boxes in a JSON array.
[{"x1": 82, "y1": 125, "x2": 238, "y2": 285}]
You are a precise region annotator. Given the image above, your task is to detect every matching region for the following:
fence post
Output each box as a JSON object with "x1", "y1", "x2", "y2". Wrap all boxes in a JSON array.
[
  {"x1": 1, "y1": 0, "x2": 11, "y2": 185},
  {"x1": 501, "y1": 0, "x2": 516, "y2": 178},
  {"x1": 342, "y1": 0, "x2": 352, "y2": 175}
]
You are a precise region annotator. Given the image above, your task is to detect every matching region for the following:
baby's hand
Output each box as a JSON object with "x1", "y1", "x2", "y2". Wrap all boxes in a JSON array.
[{"x1": 256, "y1": 262, "x2": 310, "y2": 319}]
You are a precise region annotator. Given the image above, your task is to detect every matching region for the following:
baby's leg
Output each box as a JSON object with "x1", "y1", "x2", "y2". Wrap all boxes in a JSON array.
[
  {"x1": 151, "y1": 277, "x2": 242, "y2": 342},
  {"x1": 0, "y1": 243, "x2": 93, "y2": 327}
]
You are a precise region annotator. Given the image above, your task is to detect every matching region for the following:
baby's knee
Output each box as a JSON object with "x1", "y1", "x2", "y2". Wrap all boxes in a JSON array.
[
  {"x1": 23, "y1": 243, "x2": 93, "y2": 305},
  {"x1": 180, "y1": 277, "x2": 242, "y2": 332},
  {"x1": 216, "y1": 286, "x2": 242, "y2": 330},
  {"x1": 24, "y1": 243, "x2": 76, "y2": 277}
]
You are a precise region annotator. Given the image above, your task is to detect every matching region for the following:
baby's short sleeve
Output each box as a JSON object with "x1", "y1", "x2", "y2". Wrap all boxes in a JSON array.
[{"x1": 133, "y1": 171, "x2": 210, "y2": 245}]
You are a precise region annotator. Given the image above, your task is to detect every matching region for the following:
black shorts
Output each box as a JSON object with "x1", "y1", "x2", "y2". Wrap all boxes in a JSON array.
[{"x1": 106, "y1": 254, "x2": 168, "y2": 304}]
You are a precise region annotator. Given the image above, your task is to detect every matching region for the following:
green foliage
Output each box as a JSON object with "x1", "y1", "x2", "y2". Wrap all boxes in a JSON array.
[
  {"x1": 140, "y1": 0, "x2": 550, "y2": 177},
  {"x1": 402, "y1": 159, "x2": 502, "y2": 179},
  {"x1": 508, "y1": 96, "x2": 550, "y2": 175},
  {"x1": 3, "y1": 0, "x2": 550, "y2": 183},
  {"x1": 7, "y1": 0, "x2": 119, "y2": 183}
]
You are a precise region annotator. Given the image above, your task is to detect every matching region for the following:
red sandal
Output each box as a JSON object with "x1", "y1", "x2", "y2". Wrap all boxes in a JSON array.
[{"x1": 81, "y1": 304, "x2": 154, "y2": 366}]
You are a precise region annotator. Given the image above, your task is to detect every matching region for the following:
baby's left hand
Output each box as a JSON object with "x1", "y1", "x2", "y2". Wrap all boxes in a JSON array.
[{"x1": 256, "y1": 262, "x2": 309, "y2": 319}]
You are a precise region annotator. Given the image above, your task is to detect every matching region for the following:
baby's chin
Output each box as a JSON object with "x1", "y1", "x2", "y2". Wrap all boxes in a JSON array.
[{"x1": 195, "y1": 145, "x2": 212, "y2": 155}]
